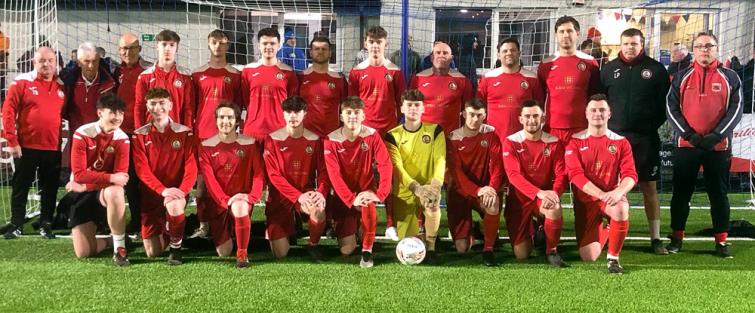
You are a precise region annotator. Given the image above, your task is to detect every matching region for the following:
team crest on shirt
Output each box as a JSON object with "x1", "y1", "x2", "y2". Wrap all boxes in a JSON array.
[
  {"x1": 448, "y1": 82, "x2": 458, "y2": 90},
  {"x1": 712, "y1": 83, "x2": 722, "y2": 92},
  {"x1": 174, "y1": 79, "x2": 183, "y2": 88},
  {"x1": 480, "y1": 139, "x2": 489, "y2": 147},
  {"x1": 171, "y1": 140, "x2": 181, "y2": 150},
  {"x1": 641, "y1": 69, "x2": 653, "y2": 79},
  {"x1": 305, "y1": 145, "x2": 314, "y2": 154},
  {"x1": 360, "y1": 142, "x2": 369, "y2": 151},
  {"x1": 328, "y1": 82, "x2": 336, "y2": 90},
  {"x1": 543, "y1": 147, "x2": 551, "y2": 157},
  {"x1": 520, "y1": 80, "x2": 529, "y2": 90},
  {"x1": 93, "y1": 159, "x2": 104, "y2": 170},
  {"x1": 607, "y1": 144, "x2": 617, "y2": 154},
  {"x1": 577, "y1": 62, "x2": 586, "y2": 71},
  {"x1": 236, "y1": 149, "x2": 245, "y2": 158},
  {"x1": 224, "y1": 76, "x2": 232, "y2": 84},
  {"x1": 421, "y1": 135, "x2": 431, "y2": 144},
  {"x1": 57, "y1": 90, "x2": 65, "y2": 99},
  {"x1": 385, "y1": 74, "x2": 393, "y2": 82},
  {"x1": 105, "y1": 146, "x2": 115, "y2": 154},
  {"x1": 276, "y1": 73, "x2": 284, "y2": 80}
]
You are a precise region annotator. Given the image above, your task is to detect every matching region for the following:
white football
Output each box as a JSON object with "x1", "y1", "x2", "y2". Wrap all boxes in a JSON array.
[{"x1": 396, "y1": 237, "x2": 426, "y2": 265}]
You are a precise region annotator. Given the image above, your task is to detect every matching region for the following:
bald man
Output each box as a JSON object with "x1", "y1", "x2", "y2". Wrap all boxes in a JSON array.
[
  {"x1": 114, "y1": 32, "x2": 153, "y2": 236},
  {"x1": 2, "y1": 47, "x2": 66, "y2": 239}
]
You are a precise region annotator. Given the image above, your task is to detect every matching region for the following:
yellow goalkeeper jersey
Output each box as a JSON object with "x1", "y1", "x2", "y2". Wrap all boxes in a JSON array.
[{"x1": 385, "y1": 122, "x2": 446, "y2": 198}]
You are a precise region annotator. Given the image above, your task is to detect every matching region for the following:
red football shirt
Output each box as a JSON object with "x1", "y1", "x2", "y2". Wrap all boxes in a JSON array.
[
  {"x1": 410, "y1": 68, "x2": 473, "y2": 134},
  {"x1": 477, "y1": 67, "x2": 544, "y2": 139},
  {"x1": 198, "y1": 134, "x2": 265, "y2": 210},
  {"x1": 298, "y1": 68, "x2": 348, "y2": 137},
  {"x1": 446, "y1": 124, "x2": 504, "y2": 199},
  {"x1": 192, "y1": 64, "x2": 242, "y2": 140},
  {"x1": 114, "y1": 58, "x2": 152, "y2": 134},
  {"x1": 502, "y1": 130, "x2": 567, "y2": 202},
  {"x1": 131, "y1": 121, "x2": 198, "y2": 196},
  {"x1": 70, "y1": 122, "x2": 130, "y2": 190},
  {"x1": 348, "y1": 60, "x2": 405, "y2": 136},
  {"x1": 263, "y1": 128, "x2": 328, "y2": 205},
  {"x1": 1, "y1": 71, "x2": 65, "y2": 151},
  {"x1": 537, "y1": 51, "x2": 601, "y2": 130},
  {"x1": 134, "y1": 64, "x2": 195, "y2": 128},
  {"x1": 240, "y1": 61, "x2": 299, "y2": 140},
  {"x1": 323, "y1": 126, "x2": 393, "y2": 207}
]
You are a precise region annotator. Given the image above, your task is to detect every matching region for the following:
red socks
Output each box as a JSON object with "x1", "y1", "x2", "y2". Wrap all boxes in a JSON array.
[
  {"x1": 308, "y1": 219, "x2": 325, "y2": 246},
  {"x1": 482, "y1": 213, "x2": 499, "y2": 252},
  {"x1": 714, "y1": 232, "x2": 728, "y2": 244},
  {"x1": 235, "y1": 216, "x2": 251, "y2": 258},
  {"x1": 673, "y1": 230, "x2": 685, "y2": 241},
  {"x1": 607, "y1": 220, "x2": 629, "y2": 257},
  {"x1": 361, "y1": 203, "x2": 377, "y2": 252},
  {"x1": 166, "y1": 213, "x2": 185, "y2": 248},
  {"x1": 544, "y1": 217, "x2": 563, "y2": 253}
]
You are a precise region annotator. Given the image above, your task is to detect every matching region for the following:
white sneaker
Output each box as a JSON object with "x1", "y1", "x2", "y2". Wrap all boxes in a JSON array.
[
  {"x1": 188, "y1": 224, "x2": 209, "y2": 239},
  {"x1": 384, "y1": 226, "x2": 399, "y2": 241}
]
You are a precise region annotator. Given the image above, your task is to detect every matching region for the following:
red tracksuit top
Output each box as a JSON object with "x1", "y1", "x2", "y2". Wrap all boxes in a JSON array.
[
  {"x1": 198, "y1": 134, "x2": 265, "y2": 210},
  {"x1": 192, "y1": 64, "x2": 243, "y2": 140},
  {"x1": 446, "y1": 124, "x2": 504, "y2": 200},
  {"x1": 134, "y1": 64, "x2": 195, "y2": 128},
  {"x1": 348, "y1": 60, "x2": 406, "y2": 136},
  {"x1": 538, "y1": 51, "x2": 601, "y2": 130},
  {"x1": 114, "y1": 58, "x2": 151, "y2": 134},
  {"x1": 410, "y1": 68, "x2": 473, "y2": 134},
  {"x1": 71, "y1": 122, "x2": 130, "y2": 191},
  {"x1": 323, "y1": 126, "x2": 393, "y2": 207},
  {"x1": 477, "y1": 67, "x2": 544, "y2": 139},
  {"x1": 263, "y1": 128, "x2": 329, "y2": 206},
  {"x1": 1, "y1": 71, "x2": 65, "y2": 150},
  {"x1": 502, "y1": 130, "x2": 567, "y2": 202},
  {"x1": 240, "y1": 61, "x2": 299, "y2": 140},
  {"x1": 564, "y1": 130, "x2": 638, "y2": 202},
  {"x1": 298, "y1": 68, "x2": 348, "y2": 137},
  {"x1": 65, "y1": 72, "x2": 115, "y2": 133},
  {"x1": 131, "y1": 121, "x2": 197, "y2": 196}
]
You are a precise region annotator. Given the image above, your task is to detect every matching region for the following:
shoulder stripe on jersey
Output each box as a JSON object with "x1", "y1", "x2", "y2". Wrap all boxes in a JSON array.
[
  {"x1": 433, "y1": 124, "x2": 444, "y2": 138},
  {"x1": 520, "y1": 68, "x2": 537, "y2": 79},
  {"x1": 360, "y1": 126, "x2": 376, "y2": 138},
  {"x1": 170, "y1": 122, "x2": 192, "y2": 133},
  {"x1": 140, "y1": 65, "x2": 156, "y2": 75},
  {"x1": 276, "y1": 62, "x2": 294, "y2": 72},
  {"x1": 448, "y1": 128, "x2": 464, "y2": 141},
  {"x1": 236, "y1": 135, "x2": 256, "y2": 145},
  {"x1": 133, "y1": 124, "x2": 151, "y2": 136},
  {"x1": 541, "y1": 132, "x2": 559, "y2": 143},
  {"x1": 192, "y1": 64, "x2": 210, "y2": 74},
  {"x1": 605, "y1": 130, "x2": 624, "y2": 140},
  {"x1": 113, "y1": 129, "x2": 130, "y2": 140},
  {"x1": 572, "y1": 129, "x2": 589, "y2": 139},
  {"x1": 575, "y1": 51, "x2": 596, "y2": 60},
  {"x1": 139, "y1": 58, "x2": 153, "y2": 69},
  {"x1": 302, "y1": 128, "x2": 319, "y2": 141},
  {"x1": 327, "y1": 128, "x2": 345, "y2": 142},
  {"x1": 177, "y1": 66, "x2": 192, "y2": 76},
  {"x1": 506, "y1": 131, "x2": 526, "y2": 143},
  {"x1": 14, "y1": 71, "x2": 36, "y2": 82},
  {"x1": 225, "y1": 64, "x2": 240, "y2": 74},
  {"x1": 201, "y1": 135, "x2": 221, "y2": 147},
  {"x1": 416, "y1": 68, "x2": 434, "y2": 77},
  {"x1": 269, "y1": 128, "x2": 289, "y2": 141},
  {"x1": 384, "y1": 132, "x2": 397, "y2": 146},
  {"x1": 484, "y1": 67, "x2": 503, "y2": 78},
  {"x1": 383, "y1": 59, "x2": 400, "y2": 71},
  {"x1": 244, "y1": 62, "x2": 262, "y2": 69},
  {"x1": 448, "y1": 69, "x2": 466, "y2": 78},
  {"x1": 479, "y1": 124, "x2": 496, "y2": 134}
]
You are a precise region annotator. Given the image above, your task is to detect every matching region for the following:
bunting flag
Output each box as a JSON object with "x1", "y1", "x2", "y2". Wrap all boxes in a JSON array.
[
  {"x1": 624, "y1": 14, "x2": 632, "y2": 22},
  {"x1": 670, "y1": 15, "x2": 681, "y2": 24},
  {"x1": 615, "y1": 12, "x2": 622, "y2": 20},
  {"x1": 682, "y1": 14, "x2": 690, "y2": 23},
  {"x1": 639, "y1": 16, "x2": 646, "y2": 24}
]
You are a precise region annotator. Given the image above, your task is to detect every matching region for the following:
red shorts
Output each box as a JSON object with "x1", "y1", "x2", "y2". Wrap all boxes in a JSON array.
[
  {"x1": 446, "y1": 189, "x2": 485, "y2": 240},
  {"x1": 265, "y1": 199, "x2": 299, "y2": 241},
  {"x1": 547, "y1": 127, "x2": 581, "y2": 145},
  {"x1": 504, "y1": 192, "x2": 543, "y2": 246},
  {"x1": 139, "y1": 192, "x2": 168, "y2": 239},
  {"x1": 327, "y1": 194, "x2": 375, "y2": 239},
  {"x1": 573, "y1": 198, "x2": 609, "y2": 248},
  {"x1": 204, "y1": 202, "x2": 235, "y2": 247}
]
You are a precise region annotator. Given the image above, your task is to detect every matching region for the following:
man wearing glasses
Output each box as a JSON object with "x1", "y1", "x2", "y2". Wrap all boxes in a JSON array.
[{"x1": 666, "y1": 32, "x2": 743, "y2": 258}]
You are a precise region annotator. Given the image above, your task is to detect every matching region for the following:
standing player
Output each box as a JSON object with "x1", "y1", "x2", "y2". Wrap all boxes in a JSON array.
[
  {"x1": 478, "y1": 38, "x2": 544, "y2": 139},
  {"x1": 190, "y1": 29, "x2": 243, "y2": 239},
  {"x1": 1, "y1": 47, "x2": 65, "y2": 239},
  {"x1": 446, "y1": 99, "x2": 504, "y2": 266},
  {"x1": 502, "y1": 100, "x2": 568, "y2": 267},
  {"x1": 131, "y1": 88, "x2": 197, "y2": 265},
  {"x1": 240, "y1": 27, "x2": 299, "y2": 142},
  {"x1": 65, "y1": 93, "x2": 131, "y2": 266},
  {"x1": 565, "y1": 94, "x2": 637, "y2": 274},
  {"x1": 385, "y1": 90, "x2": 446, "y2": 262},
  {"x1": 323, "y1": 96, "x2": 392, "y2": 268},
  {"x1": 348, "y1": 26, "x2": 406, "y2": 136},
  {"x1": 298, "y1": 36, "x2": 347, "y2": 137},
  {"x1": 199, "y1": 101, "x2": 265, "y2": 268},
  {"x1": 601, "y1": 28, "x2": 670, "y2": 254},
  {"x1": 263, "y1": 96, "x2": 328, "y2": 261},
  {"x1": 134, "y1": 29, "x2": 194, "y2": 128},
  {"x1": 410, "y1": 40, "x2": 473, "y2": 134},
  {"x1": 538, "y1": 16, "x2": 601, "y2": 143},
  {"x1": 666, "y1": 32, "x2": 742, "y2": 258}
]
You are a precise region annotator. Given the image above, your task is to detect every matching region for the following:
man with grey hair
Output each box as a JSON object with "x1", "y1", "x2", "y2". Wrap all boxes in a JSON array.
[
  {"x1": 61, "y1": 42, "x2": 115, "y2": 135},
  {"x1": 668, "y1": 43, "x2": 692, "y2": 77}
]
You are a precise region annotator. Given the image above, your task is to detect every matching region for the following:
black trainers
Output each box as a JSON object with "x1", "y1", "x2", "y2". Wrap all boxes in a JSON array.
[
  {"x1": 307, "y1": 245, "x2": 324, "y2": 263},
  {"x1": 236, "y1": 250, "x2": 250, "y2": 268},
  {"x1": 482, "y1": 250, "x2": 498, "y2": 267},
  {"x1": 359, "y1": 251, "x2": 374, "y2": 268},
  {"x1": 666, "y1": 237, "x2": 683, "y2": 254},
  {"x1": 167, "y1": 247, "x2": 183, "y2": 265},
  {"x1": 546, "y1": 251, "x2": 569, "y2": 268},
  {"x1": 607, "y1": 258, "x2": 623, "y2": 274},
  {"x1": 423, "y1": 250, "x2": 440, "y2": 265},
  {"x1": 113, "y1": 247, "x2": 130, "y2": 267},
  {"x1": 3, "y1": 224, "x2": 21, "y2": 240},
  {"x1": 715, "y1": 242, "x2": 734, "y2": 259},
  {"x1": 39, "y1": 222, "x2": 56, "y2": 239},
  {"x1": 651, "y1": 239, "x2": 668, "y2": 255}
]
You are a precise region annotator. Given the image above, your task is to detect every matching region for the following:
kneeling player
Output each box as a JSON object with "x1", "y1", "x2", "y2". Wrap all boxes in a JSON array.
[
  {"x1": 263, "y1": 96, "x2": 328, "y2": 261},
  {"x1": 502, "y1": 100, "x2": 568, "y2": 267},
  {"x1": 323, "y1": 96, "x2": 392, "y2": 268},
  {"x1": 132, "y1": 88, "x2": 197, "y2": 265},
  {"x1": 199, "y1": 101, "x2": 265, "y2": 268},
  {"x1": 565, "y1": 94, "x2": 637, "y2": 274},
  {"x1": 385, "y1": 90, "x2": 445, "y2": 263},
  {"x1": 446, "y1": 99, "x2": 504, "y2": 266},
  {"x1": 66, "y1": 93, "x2": 131, "y2": 266}
]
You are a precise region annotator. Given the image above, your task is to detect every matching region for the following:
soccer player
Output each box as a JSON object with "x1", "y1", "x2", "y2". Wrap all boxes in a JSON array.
[
  {"x1": 410, "y1": 40, "x2": 473, "y2": 134},
  {"x1": 298, "y1": 36, "x2": 347, "y2": 137},
  {"x1": 190, "y1": 29, "x2": 243, "y2": 239},
  {"x1": 666, "y1": 31, "x2": 742, "y2": 258},
  {"x1": 348, "y1": 25, "x2": 406, "y2": 136},
  {"x1": 1, "y1": 47, "x2": 65, "y2": 239},
  {"x1": 538, "y1": 16, "x2": 601, "y2": 143},
  {"x1": 385, "y1": 90, "x2": 446, "y2": 262},
  {"x1": 564, "y1": 94, "x2": 637, "y2": 274},
  {"x1": 446, "y1": 99, "x2": 504, "y2": 266},
  {"x1": 240, "y1": 27, "x2": 299, "y2": 142},
  {"x1": 478, "y1": 38, "x2": 544, "y2": 140},
  {"x1": 323, "y1": 96, "x2": 392, "y2": 268},
  {"x1": 131, "y1": 88, "x2": 197, "y2": 265},
  {"x1": 601, "y1": 28, "x2": 671, "y2": 254},
  {"x1": 134, "y1": 29, "x2": 194, "y2": 128},
  {"x1": 263, "y1": 96, "x2": 328, "y2": 261},
  {"x1": 502, "y1": 100, "x2": 568, "y2": 267},
  {"x1": 65, "y1": 93, "x2": 131, "y2": 266},
  {"x1": 198, "y1": 101, "x2": 265, "y2": 268},
  {"x1": 62, "y1": 42, "x2": 115, "y2": 135}
]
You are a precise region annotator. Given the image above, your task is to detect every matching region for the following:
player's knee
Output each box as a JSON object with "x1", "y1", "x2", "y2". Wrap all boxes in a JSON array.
[
  {"x1": 454, "y1": 239, "x2": 470, "y2": 253},
  {"x1": 166, "y1": 199, "x2": 186, "y2": 216},
  {"x1": 73, "y1": 246, "x2": 93, "y2": 259},
  {"x1": 339, "y1": 238, "x2": 357, "y2": 255},
  {"x1": 104, "y1": 185, "x2": 125, "y2": 202},
  {"x1": 614, "y1": 203, "x2": 629, "y2": 221},
  {"x1": 484, "y1": 205, "x2": 499, "y2": 216},
  {"x1": 231, "y1": 201, "x2": 250, "y2": 217},
  {"x1": 424, "y1": 207, "x2": 440, "y2": 218},
  {"x1": 544, "y1": 206, "x2": 562, "y2": 220},
  {"x1": 579, "y1": 248, "x2": 601, "y2": 262},
  {"x1": 216, "y1": 240, "x2": 233, "y2": 257}
]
